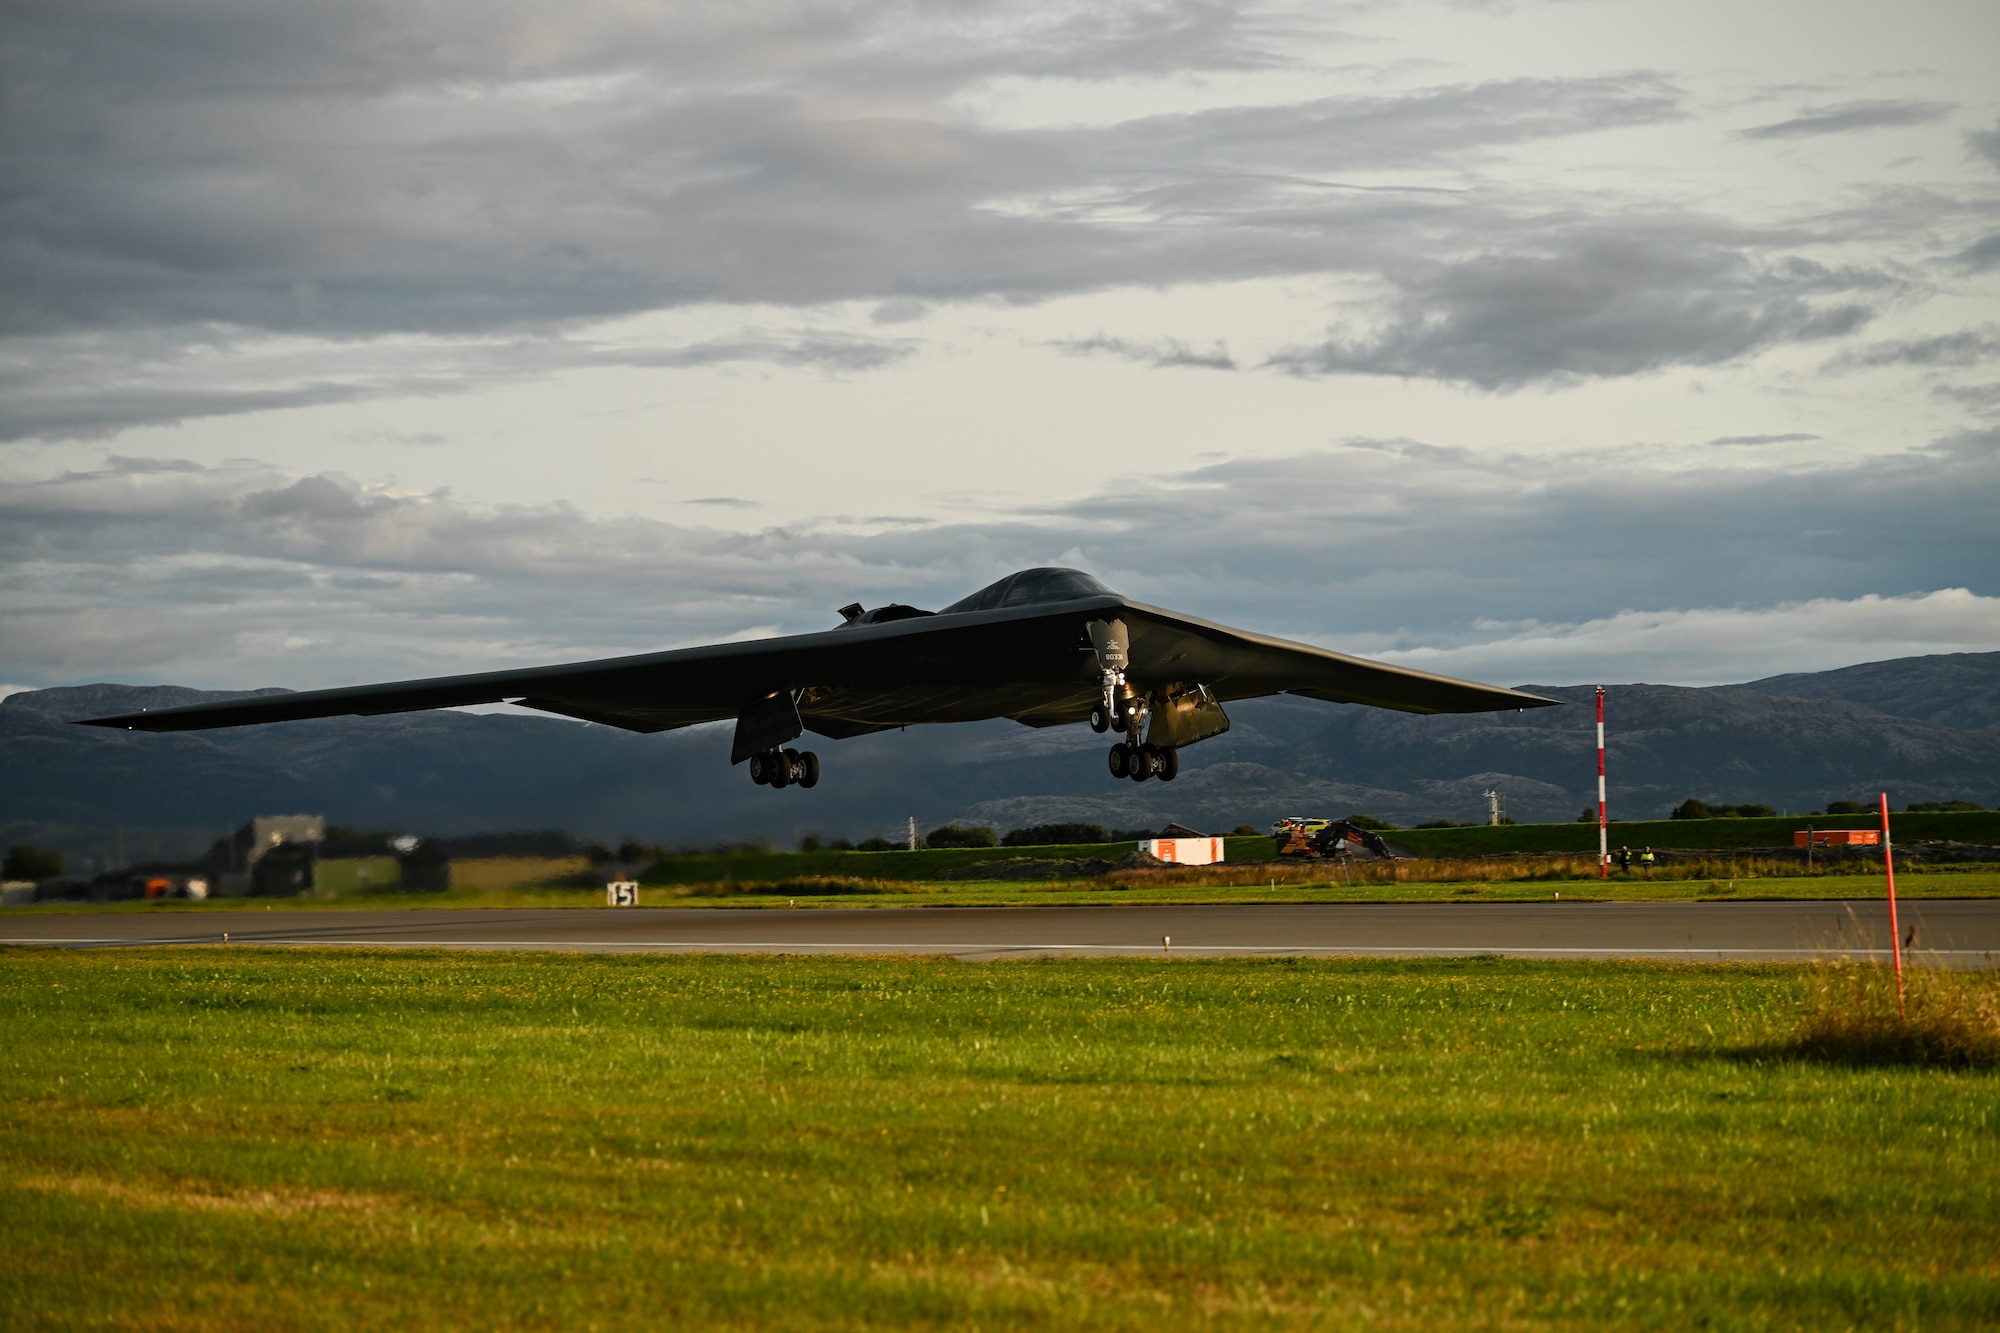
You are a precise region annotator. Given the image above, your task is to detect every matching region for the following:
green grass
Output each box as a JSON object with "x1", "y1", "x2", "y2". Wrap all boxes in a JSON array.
[
  {"x1": 1387, "y1": 809, "x2": 2000, "y2": 857},
  {"x1": 3, "y1": 949, "x2": 1996, "y2": 1328}
]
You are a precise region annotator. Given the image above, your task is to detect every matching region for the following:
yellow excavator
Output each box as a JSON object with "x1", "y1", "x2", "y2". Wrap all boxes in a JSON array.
[{"x1": 1270, "y1": 817, "x2": 1411, "y2": 860}]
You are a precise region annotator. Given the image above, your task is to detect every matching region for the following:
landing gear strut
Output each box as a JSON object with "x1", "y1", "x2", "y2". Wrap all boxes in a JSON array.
[
  {"x1": 1103, "y1": 685, "x2": 1174, "y2": 782},
  {"x1": 749, "y1": 747, "x2": 819, "y2": 790}
]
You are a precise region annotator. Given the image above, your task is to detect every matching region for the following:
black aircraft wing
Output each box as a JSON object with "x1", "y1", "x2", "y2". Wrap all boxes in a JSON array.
[{"x1": 77, "y1": 569, "x2": 1556, "y2": 761}]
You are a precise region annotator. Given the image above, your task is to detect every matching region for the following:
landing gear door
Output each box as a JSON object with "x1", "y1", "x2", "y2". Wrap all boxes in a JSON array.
[
  {"x1": 732, "y1": 690, "x2": 804, "y2": 764},
  {"x1": 1087, "y1": 618, "x2": 1129, "y2": 673},
  {"x1": 1146, "y1": 684, "x2": 1229, "y2": 750}
]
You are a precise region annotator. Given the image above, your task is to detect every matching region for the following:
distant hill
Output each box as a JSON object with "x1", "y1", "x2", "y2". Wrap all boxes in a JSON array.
[
  {"x1": 1744, "y1": 651, "x2": 2000, "y2": 731},
  {"x1": 5, "y1": 652, "x2": 1999, "y2": 874}
]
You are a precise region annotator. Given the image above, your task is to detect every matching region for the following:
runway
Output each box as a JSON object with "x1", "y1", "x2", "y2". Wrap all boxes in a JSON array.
[{"x1": 5, "y1": 900, "x2": 1999, "y2": 964}]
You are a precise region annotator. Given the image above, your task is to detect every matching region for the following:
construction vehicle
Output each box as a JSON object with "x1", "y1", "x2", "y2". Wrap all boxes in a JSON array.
[{"x1": 1269, "y1": 817, "x2": 1411, "y2": 860}]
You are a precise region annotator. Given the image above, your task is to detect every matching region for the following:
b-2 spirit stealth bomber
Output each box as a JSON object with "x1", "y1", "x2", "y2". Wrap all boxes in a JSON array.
[{"x1": 81, "y1": 567, "x2": 1558, "y2": 790}]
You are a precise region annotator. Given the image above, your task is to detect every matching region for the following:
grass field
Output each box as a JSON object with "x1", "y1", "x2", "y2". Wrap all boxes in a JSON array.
[{"x1": 4, "y1": 949, "x2": 1996, "y2": 1328}]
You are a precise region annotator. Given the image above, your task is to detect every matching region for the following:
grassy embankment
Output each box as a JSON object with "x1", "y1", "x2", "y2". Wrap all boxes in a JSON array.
[
  {"x1": 3, "y1": 949, "x2": 1995, "y2": 1328},
  {"x1": 1385, "y1": 809, "x2": 2000, "y2": 857}
]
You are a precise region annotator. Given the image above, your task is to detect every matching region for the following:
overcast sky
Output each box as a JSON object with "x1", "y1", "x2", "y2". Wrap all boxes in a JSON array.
[{"x1": 3, "y1": 0, "x2": 1997, "y2": 699}]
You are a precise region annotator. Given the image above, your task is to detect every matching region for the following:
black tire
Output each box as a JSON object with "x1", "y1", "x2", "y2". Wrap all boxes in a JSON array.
[
  {"x1": 1131, "y1": 743, "x2": 1155, "y2": 782},
  {"x1": 768, "y1": 750, "x2": 790, "y2": 789},
  {"x1": 1107, "y1": 743, "x2": 1130, "y2": 778},
  {"x1": 797, "y1": 751, "x2": 820, "y2": 789},
  {"x1": 1089, "y1": 703, "x2": 1111, "y2": 733},
  {"x1": 1156, "y1": 747, "x2": 1179, "y2": 781},
  {"x1": 748, "y1": 753, "x2": 769, "y2": 785}
]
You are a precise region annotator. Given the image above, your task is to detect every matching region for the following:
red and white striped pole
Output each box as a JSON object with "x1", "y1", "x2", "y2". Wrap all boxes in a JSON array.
[
  {"x1": 1597, "y1": 687, "x2": 1609, "y2": 879},
  {"x1": 1880, "y1": 792, "x2": 1905, "y2": 1019}
]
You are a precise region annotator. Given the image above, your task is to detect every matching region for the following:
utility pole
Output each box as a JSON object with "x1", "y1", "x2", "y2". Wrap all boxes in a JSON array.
[
  {"x1": 1597, "y1": 686, "x2": 1609, "y2": 880},
  {"x1": 1483, "y1": 790, "x2": 1504, "y2": 826},
  {"x1": 908, "y1": 816, "x2": 918, "y2": 852}
]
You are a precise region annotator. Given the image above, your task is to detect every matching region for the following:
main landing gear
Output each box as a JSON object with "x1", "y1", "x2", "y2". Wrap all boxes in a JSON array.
[
  {"x1": 748, "y1": 747, "x2": 819, "y2": 790},
  {"x1": 1108, "y1": 741, "x2": 1178, "y2": 783}
]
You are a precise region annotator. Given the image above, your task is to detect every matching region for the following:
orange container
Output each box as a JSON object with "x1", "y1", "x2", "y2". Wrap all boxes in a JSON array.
[{"x1": 1794, "y1": 828, "x2": 1879, "y2": 846}]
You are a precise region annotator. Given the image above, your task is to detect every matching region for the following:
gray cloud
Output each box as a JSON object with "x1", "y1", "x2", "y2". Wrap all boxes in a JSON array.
[
  {"x1": 0, "y1": 329, "x2": 913, "y2": 441},
  {"x1": 1083, "y1": 74, "x2": 1683, "y2": 175},
  {"x1": 1054, "y1": 335, "x2": 1237, "y2": 370},
  {"x1": 0, "y1": 1, "x2": 1985, "y2": 440},
  {"x1": 1705, "y1": 432, "x2": 1819, "y2": 446},
  {"x1": 1968, "y1": 123, "x2": 2000, "y2": 169},
  {"x1": 1959, "y1": 233, "x2": 2000, "y2": 272},
  {"x1": 1267, "y1": 223, "x2": 1885, "y2": 388},
  {"x1": 1934, "y1": 382, "x2": 2000, "y2": 412},
  {"x1": 1741, "y1": 100, "x2": 1954, "y2": 140},
  {"x1": 1825, "y1": 327, "x2": 2000, "y2": 371},
  {"x1": 1, "y1": 54, "x2": 1688, "y2": 343}
]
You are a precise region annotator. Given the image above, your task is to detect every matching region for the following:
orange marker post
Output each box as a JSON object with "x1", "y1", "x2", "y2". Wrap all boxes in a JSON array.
[{"x1": 1879, "y1": 792, "x2": 1904, "y2": 1020}]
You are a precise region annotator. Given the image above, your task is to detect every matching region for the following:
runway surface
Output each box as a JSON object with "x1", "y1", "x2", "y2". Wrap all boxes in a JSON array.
[{"x1": 6, "y1": 900, "x2": 1999, "y2": 964}]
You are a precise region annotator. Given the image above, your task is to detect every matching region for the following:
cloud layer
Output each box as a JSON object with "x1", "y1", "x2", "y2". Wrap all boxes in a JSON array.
[{"x1": 7, "y1": 2, "x2": 1991, "y2": 439}]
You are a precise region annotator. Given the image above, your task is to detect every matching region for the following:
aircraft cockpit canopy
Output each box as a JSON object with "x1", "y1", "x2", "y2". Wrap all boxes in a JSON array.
[{"x1": 939, "y1": 568, "x2": 1116, "y2": 615}]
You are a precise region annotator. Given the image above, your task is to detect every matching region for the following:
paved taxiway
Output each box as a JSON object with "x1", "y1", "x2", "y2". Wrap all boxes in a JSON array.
[{"x1": 5, "y1": 900, "x2": 1998, "y2": 964}]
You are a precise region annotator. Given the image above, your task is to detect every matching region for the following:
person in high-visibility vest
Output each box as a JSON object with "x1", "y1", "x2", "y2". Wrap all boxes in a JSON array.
[
  {"x1": 1615, "y1": 845, "x2": 1632, "y2": 873},
  {"x1": 1637, "y1": 846, "x2": 1656, "y2": 868}
]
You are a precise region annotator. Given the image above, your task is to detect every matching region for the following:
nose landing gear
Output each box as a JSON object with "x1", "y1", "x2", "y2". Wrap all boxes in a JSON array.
[{"x1": 749, "y1": 747, "x2": 819, "y2": 790}]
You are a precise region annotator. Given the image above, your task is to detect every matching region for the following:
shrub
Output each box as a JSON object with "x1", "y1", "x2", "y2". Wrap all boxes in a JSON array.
[
  {"x1": 798, "y1": 835, "x2": 823, "y2": 852},
  {"x1": 1345, "y1": 814, "x2": 1395, "y2": 831},
  {"x1": 1109, "y1": 828, "x2": 1157, "y2": 842},
  {"x1": 925, "y1": 825, "x2": 997, "y2": 849},
  {"x1": 1905, "y1": 799, "x2": 1983, "y2": 813},
  {"x1": 1781, "y1": 963, "x2": 2000, "y2": 1067},
  {"x1": 1003, "y1": 822, "x2": 1108, "y2": 847},
  {"x1": 1673, "y1": 798, "x2": 1778, "y2": 820},
  {"x1": 1824, "y1": 799, "x2": 1872, "y2": 815},
  {"x1": 856, "y1": 836, "x2": 899, "y2": 852},
  {"x1": 1415, "y1": 819, "x2": 1456, "y2": 829},
  {"x1": 1231, "y1": 825, "x2": 1260, "y2": 836},
  {"x1": 1576, "y1": 808, "x2": 1596, "y2": 823},
  {"x1": 3, "y1": 844, "x2": 64, "y2": 880},
  {"x1": 395, "y1": 842, "x2": 451, "y2": 893}
]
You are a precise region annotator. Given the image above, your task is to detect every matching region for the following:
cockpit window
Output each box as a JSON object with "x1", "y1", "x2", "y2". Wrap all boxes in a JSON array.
[
  {"x1": 941, "y1": 568, "x2": 1114, "y2": 614},
  {"x1": 940, "y1": 577, "x2": 1012, "y2": 614}
]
